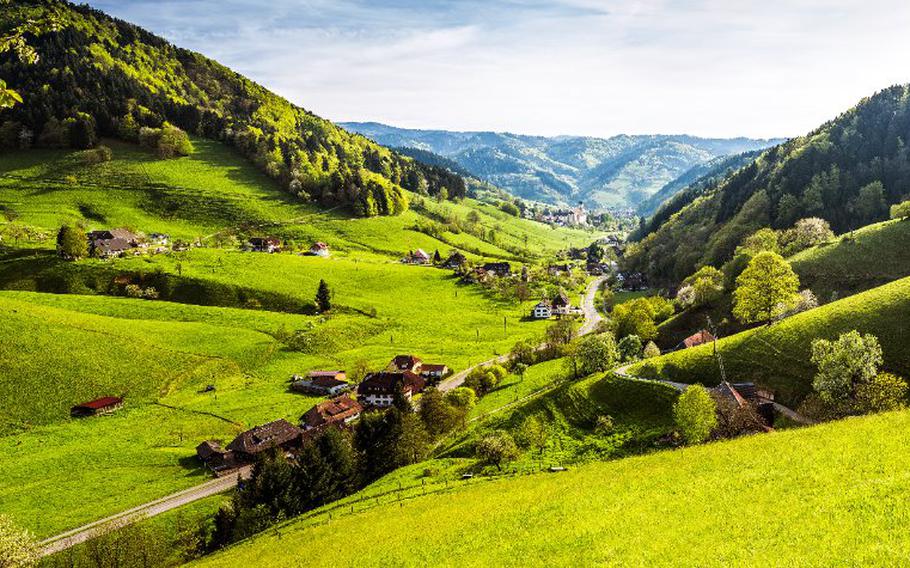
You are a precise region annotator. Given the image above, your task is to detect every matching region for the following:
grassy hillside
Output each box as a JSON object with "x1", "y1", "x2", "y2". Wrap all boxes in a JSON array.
[
  {"x1": 193, "y1": 410, "x2": 910, "y2": 567},
  {"x1": 626, "y1": 84, "x2": 910, "y2": 285},
  {"x1": 630, "y1": 276, "x2": 910, "y2": 406},
  {"x1": 790, "y1": 217, "x2": 910, "y2": 299},
  {"x1": 0, "y1": 0, "x2": 465, "y2": 216},
  {"x1": 0, "y1": 139, "x2": 592, "y2": 261}
]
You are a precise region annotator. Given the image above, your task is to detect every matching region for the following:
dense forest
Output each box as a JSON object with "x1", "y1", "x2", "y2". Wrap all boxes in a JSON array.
[
  {"x1": 0, "y1": 0, "x2": 466, "y2": 216},
  {"x1": 625, "y1": 84, "x2": 910, "y2": 285}
]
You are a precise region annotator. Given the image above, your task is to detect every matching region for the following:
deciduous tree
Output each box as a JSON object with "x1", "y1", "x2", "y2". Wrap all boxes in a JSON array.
[
  {"x1": 673, "y1": 385, "x2": 717, "y2": 444},
  {"x1": 732, "y1": 252, "x2": 799, "y2": 325}
]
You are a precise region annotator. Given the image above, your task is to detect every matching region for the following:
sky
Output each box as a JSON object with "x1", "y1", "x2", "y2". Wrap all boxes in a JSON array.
[{"x1": 86, "y1": 0, "x2": 910, "y2": 139}]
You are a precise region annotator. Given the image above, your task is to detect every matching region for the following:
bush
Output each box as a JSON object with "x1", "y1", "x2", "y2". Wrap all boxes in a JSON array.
[
  {"x1": 811, "y1": 330, "x2": 883, "y2": 405},
  {"x1": 673, "y1": 385, "x2": 717, "y2": 444},
  {"x1": 891, "y1": 200, "x2": 910, "y2": 220},
  {"x1": 617, "y1": 334, "x2": 643, "y2": 363},
  {"x1": 643, "y1": 341, "x2": 661, "y2": 359},
  {"x1": 855, "y1": 372, "x2": 908, "y2": 414},
  {"x1": 575, "y1": 333, "x2": 620, "y2": 376}
]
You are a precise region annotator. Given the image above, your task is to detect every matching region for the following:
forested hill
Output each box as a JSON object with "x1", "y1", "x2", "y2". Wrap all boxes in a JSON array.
[
  {"x1": 343, "y1": 121, "x2": 779, "y2": 209},
  {"x1": 0, "y1": 0, "x2": 465, "y2": 216},
  {"x1": 625, "y1": 84, "x2": 910, "y2": 286}
]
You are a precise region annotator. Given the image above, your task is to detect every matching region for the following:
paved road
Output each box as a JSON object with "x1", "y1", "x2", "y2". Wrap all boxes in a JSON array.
[
  {"x1": 40, "y1": 466, "x2": 252, "y2": 557},
  {"x1": 439, "y1": 276, "x2": 607, "y2": 393},
  {"x1": 40, "y1": 277, "x2": 609, "y2": 553}
]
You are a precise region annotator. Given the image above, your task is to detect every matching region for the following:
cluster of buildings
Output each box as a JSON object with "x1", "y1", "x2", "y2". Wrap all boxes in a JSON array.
[
  {"x1": 86, "y1": 228, "x2": 170, "y2": 259},
  {"x1": 243, "y1": 238, "x2": 331, "y2": 257},
  {"x1": 532, "y1": 203, "x2": 589, "y2": 227},
  {"x1": 531, "y1": 289, "x2": 583, "y2": 320},
  {"x1": 195, "y1": 354, "x2": 450, "y2": 475}
]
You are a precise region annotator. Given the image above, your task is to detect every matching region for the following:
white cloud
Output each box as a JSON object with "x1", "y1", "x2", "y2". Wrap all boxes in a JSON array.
[{"x1": 87, "y1": 0, "x2": 910, "y2": 138}]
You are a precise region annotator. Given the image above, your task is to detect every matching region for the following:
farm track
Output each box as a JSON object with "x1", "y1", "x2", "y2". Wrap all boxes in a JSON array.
[
  {"x1": 38, "y1": 277, "x2": 607, "y2": 556},
  {"x1": 39, "y1": 466, "x2": 252, "y2": 556}
]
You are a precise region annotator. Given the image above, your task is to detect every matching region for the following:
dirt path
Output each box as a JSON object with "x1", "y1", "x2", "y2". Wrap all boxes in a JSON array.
[
  {"x1": 438, "y1": 276, "x2": 607, "y2": 393},
  {"x1": 39, "y1": 466, "x2": 252, "y2": 557}
]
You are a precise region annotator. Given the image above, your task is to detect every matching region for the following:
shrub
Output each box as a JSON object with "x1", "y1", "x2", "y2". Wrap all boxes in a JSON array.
[
  {"x1": 617, "y1": 334, "x2": 643, "y2": 363},
  {"x1": 643, "y1": 341, "x2": 661, "y2": 359},
  {"x1": 855, "y1": 373, "x2": 908, "y2": 414},
  {"x1": 575, "y1": 333, "x2": 620, "y2": 376},
  {"x1": 0, "y1": 514, "x2": 39, "y2": 568},
  {"x1": 56, "y1": 224, "x2": 87, "y2": 260},
  {"x1": 891, "y1": 200, "x2": 910, "y2": 220},
  {"x1": 811, "y1": 330, "x2": 883, "y2": 405},
  {"x1": 673, "y1": 385, "x2": 717, "y2": 444}
]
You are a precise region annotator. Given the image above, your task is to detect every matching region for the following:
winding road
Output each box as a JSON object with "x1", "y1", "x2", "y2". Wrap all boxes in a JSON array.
[
  {"x1": 439, "y1": 276, "x2": 607, "y2": 392},
  {"x1": 40, "y1": 277, "x2": 609, "y2": 556}
]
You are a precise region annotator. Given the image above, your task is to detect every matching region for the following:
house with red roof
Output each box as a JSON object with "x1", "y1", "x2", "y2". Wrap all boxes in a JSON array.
[
  {"x1": 70, "y1": 396, "x2": 123, "y2": 417},
  {"x1": 357, "y1": 371, "x2": 426, "y2": 407},
  {"x1": 300, "y1": 395, "x2": 364, "y2": 432}
]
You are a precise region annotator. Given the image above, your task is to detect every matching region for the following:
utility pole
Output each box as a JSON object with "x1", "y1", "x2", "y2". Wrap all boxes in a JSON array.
[{"x1": 706, "y1": 316, "x2": 727, "y2": 383}]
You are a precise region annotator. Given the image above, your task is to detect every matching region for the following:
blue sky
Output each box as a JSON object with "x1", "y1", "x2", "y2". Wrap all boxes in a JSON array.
[{"x1": 86, "y1": 0, "x2": 910, "y2": 139}]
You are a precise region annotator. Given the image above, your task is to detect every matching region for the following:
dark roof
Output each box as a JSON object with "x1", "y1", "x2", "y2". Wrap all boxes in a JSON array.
[
  {"x1": 421, "y1": 364, "x2": 448, "y2": 372},
  {"x1": 307, "y1": 376, "x2": 348, "y2": 389},
  {"x1": 227, "y1": 419, "x2": 300, "y2": 455},
  {"x1": 249, "y1": 237, "x2": 281, "y2": 245},
  {"x1": 482, "y1": 262, "x2": 511, "y2": 273},
  {"x1": 307, "y1": 370, "x2": 345, "y2": 379},
  {"x1": 301, "y1": 396, "x2": 363, "y2": 429},
  {"x1": 358, "y1": 371, "x2": 426, "y2": 396},
  {"x1": 311, "y1": 241, "x2": 329, "y2": 249},
  {"x1": 446, "y1": 251, "x2": 467, "y2": 265},
  {"x1": 552, "y1": 290, "x2": 570, "y2": 307},
  {"x1": 391, "y1": 354, "x2": 422, "y2": 370},
  {"x1": 196, "y1": 440, "x2": 225, "y2": 460},
  {"x1": 73, "y1": 396, "x2": 122, "y2": 411}
]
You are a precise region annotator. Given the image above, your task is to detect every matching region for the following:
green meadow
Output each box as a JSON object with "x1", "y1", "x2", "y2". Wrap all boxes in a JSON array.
[
  {"x1": 0, "y1": 139, "x2": 599, "y2": 538},
  {"x1": 194, "y1": 409, "x2": 910, "y2": 567},
  {"x1": 631, "y1": 276, "x2": 910, "y2": 405}
]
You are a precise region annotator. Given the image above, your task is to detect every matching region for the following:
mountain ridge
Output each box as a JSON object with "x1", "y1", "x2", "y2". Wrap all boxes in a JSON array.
[{"x1": 342, "y1": 121, "x2": 781, "y2": 209}]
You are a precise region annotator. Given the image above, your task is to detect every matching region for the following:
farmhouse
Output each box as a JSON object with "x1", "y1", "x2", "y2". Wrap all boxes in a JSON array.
[
  {"x1": 248, "y1": 237, "x2": 282, "y2": 253},
  {"x1": 70, "y1": 396, "x2": 123, "y2": 417},
  {"x1": 531, "y1": 301, "x2": 552, "y2": 320},
  {"x1": 482, "y1": 262, "x2": 511, "y2": 276},
  {"x1": 309, "y1": 241, "x2": 330, "y2": 257},
  {"x1": 300, "y1": 395, "x2": 364, "y2": 432},
  {"x1": 357, "y1": 371, "x2": 426, "y2": 407},
  {"x1": 419, "y1": 363, "x2": 449, "y2": 382},
  {"x1": 87, "y1": 228, "x2": 140, "y2": 258},
  {"x1": 679, "y1": 330, "x2": 716, "y2": 349},
  {"x1": 403, "y1": 249, "x2": 432, "y2": 264},
  {"x1": 226, "y1": 419, "x2": 301, "y2": 461},
  {"x1": 195, "y1": 440, "x2": 236, "y2": 474},
  {"x1": 290, "y1": 371, "x2": 351, "y2": 396},
  {"x1": 390, "y1": 354, "x2": 422, "y2": 373},
  {"x1": 444, "y1": 251, "x2": 467, "y2": 269}
]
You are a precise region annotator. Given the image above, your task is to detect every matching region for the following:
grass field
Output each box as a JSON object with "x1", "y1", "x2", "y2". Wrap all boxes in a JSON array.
[
  {"x1": 193, "y1": 409, "x2": 910, "y2": 567},
  {"x1": 0, "y1": 137, "x2": 601, "y2": 538},
  {"x1": 790, "y1": 217, "x2": 910, "y2": 299},
  {"x1": 631, "y1": 276, "x2": 910, "y2": 405}
]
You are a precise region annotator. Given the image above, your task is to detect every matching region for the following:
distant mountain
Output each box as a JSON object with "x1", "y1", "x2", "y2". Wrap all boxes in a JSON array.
[
  {"x1": 625, "y1": 84, "x2": 910, "y2": 286},
  {"x1": 342, "y1": 122, "x2": 780, "y2": 209}
]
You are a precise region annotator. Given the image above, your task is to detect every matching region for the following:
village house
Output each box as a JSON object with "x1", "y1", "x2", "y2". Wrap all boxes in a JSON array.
[
  {"x1": 711, "y1": 382, "x2": 776, "y2": 428},
  {"x1": 87, "y1": 228, "x2": 140, "y2": 259},
  {"x1": 403, "y1": 249, "x2": 432, "y2": 265},
  {"x1": 481, "y1": 262, "x2": 511, "y2": 276},
  {"x1": 357, "y1": 371, "x2": 426, "y2": 407},
  {"x1": 70, "y1": 396, "x2": 123, "y2": 418},
  {"x1": 419, "y1": 363, "x2": 449, "y2": 382},
  {"x1": 300, "y1": 395, "x2": 364, "y2": 432},
  {"x1": 390, "y1": 354, "x2": 422, "y2": 373},
  {"x1": 290, "y1": 371, "x2": 350, "y2": 396},
  {"x1": 531, "y1": 300, "x2": 552, "y2": 320},
  {"x1": 195, "y1": 440, "x2": 236, "y2": 474},
  {"x1": 247, "y1": 237, "x2": 282, "y2": 253},
  {"x1": 444, "y1": 251, "x2": 468, "y2": 269},
  {"x1": 225, "y1": 419, "x2": 301, "y2": 462},
  {"x1": 678, "y1": 329, "x2": 716, "y2": 350},
  {"x1": 309, "y1": 241, "x2": 330, "y2": 257},
  {"x1": 148, "y1": 233, "x2": 170, "y2": 246}
]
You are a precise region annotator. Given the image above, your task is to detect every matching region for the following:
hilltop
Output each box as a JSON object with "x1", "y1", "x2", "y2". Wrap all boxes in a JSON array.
[
  {"x1": 192, "y1": 408, "x2": 910, "y2": 567},
  {"x1": 0, "y1": 0, "x2": 464, "y2": 217},
  {"x1": 626, "y1": 84, "x2": 910, "y2": 285},
  {"x1": 343, "y1": 122, "x2": 778, "y2": 209}
]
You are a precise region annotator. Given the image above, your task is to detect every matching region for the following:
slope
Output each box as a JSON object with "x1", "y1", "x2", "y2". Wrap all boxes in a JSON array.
[
  {"x1": 193, "y1": 409, "x2": 910, "y2": 567},
  {"x1": 343, "y1": 122, "x2": 779, "y2": 208},
  {"x1": 0, "y1": 0, "x2": 463, "y2": 216},
  {"x1": 626, "y1": 84, "x2": 910, "y2": 286},
  {"x1": 629, "y1": 276, "x2": 910, "y2": 406}
]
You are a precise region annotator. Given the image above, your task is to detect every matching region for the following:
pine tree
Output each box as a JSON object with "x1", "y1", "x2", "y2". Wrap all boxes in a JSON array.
[{"x1": 315, "y1": 279, "x2": 332, "y2": 312}]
